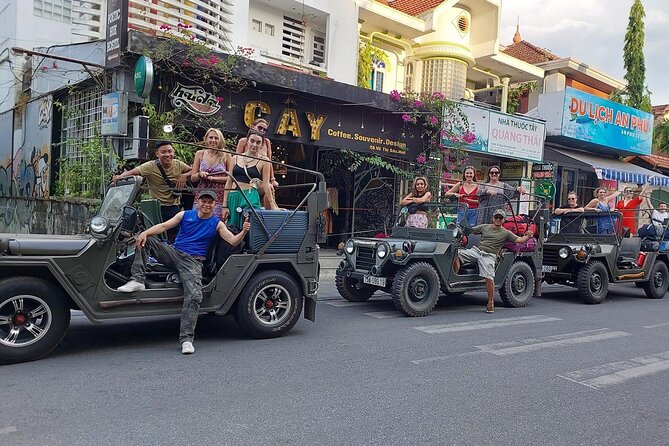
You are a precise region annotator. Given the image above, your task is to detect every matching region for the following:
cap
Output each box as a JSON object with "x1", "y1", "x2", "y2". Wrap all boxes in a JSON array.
[
  {"x1": 198, "y1": 189, "x2": 217, "y2": 200},
  {"x1": 493, "y1": 209, "x2": 506, "y2": 217},
  {"x1": 154, "y1": 140, "x2": 172, "y2": 151}
]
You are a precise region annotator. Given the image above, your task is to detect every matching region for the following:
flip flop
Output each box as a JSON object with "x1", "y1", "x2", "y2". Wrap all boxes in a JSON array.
[{"x1": 485, "y1": 307, "x2": 494, "y2": 314}]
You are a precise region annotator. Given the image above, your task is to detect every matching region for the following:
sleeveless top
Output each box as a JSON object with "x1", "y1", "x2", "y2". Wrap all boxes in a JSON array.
[
  {"x1": 596, "y1": 202, "x2": 615, "y2": 234},
  {"x1": 232, "y1": 163, "x2": 261, "y2": 183},
  {"x1": 459, "y1": 184, "x2": 479, "y2": 209},
  {"x1": 173, "y1": 210, "x2": 220, "y2": 257}
]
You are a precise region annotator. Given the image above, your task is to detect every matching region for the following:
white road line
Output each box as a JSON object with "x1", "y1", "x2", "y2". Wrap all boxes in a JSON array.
[
  {"x1": 474, "y1": 328, "x2": 631, "y2": 356},
  {"x1": 364, "y1": 311, "x2": 400, "y2": 319},
  {"x1": 411, "y1": 351, "x2": 487, "y2": 365},
  {"x1": 0, "y1": 426, "x2": 17, "y2": 435},
  {"x1": 643, "y1": 322, "x2": 669, "y2": 329},
  {"x1": 558, "y1": 351, "x2": 669, "y2": 389},
  {"x1": 323, "y1": 301, "x2": 372, "y2": 307},
  {"x1": 414, "y1": 315, "x2": 561, "y2": 334}
]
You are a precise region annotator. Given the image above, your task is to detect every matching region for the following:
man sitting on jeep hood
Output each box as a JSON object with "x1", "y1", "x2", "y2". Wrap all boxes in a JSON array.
[
  {"x1": 116, "y1": 189, "x2": 250, "y2": 355},
  {"x1": 453, "y1": 209, "x2": 534, "y2": 314}
]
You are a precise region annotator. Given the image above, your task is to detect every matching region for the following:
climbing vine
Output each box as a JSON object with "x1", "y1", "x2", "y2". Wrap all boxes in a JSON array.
[
  {"x1": 507, "y1": 81, "x2": 537, "y2": 114},
  {"x1": 357, "y1": 42, "x2": 390, "y2": 88}
]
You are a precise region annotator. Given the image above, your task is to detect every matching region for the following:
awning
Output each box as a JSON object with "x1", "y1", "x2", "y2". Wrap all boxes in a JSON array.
[{"x1": 553, "y1": 149, "x2": 669, "y2": 186}]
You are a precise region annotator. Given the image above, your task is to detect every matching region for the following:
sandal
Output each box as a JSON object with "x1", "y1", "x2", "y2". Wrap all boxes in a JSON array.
[{"x1": 485, "y1": 305, "x2": 494, "y2": 314}]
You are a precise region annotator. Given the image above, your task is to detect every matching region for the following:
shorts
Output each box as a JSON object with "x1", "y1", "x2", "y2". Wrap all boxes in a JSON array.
[
  {"x1": 406, "y1": 213, "x2": 428, "y2": 228},
  {"x1": 458, "y1": 245, "x2": 496, "y2": 279}
]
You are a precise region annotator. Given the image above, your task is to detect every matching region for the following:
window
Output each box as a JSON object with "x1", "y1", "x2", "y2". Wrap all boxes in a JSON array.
[
  {"x1": 420, "y1": 58, "x2": 467, "y2": 99},
  {"x1": 282, "y1": 15, "x2": 305, "y2": 60},
  {"x1": 265, "y1": 24, "x2": 275, "y2": 36},
  {"x1": 251, "y1": 19, "x2": 262, "y2": 33},
  {"x1": 405, "y1": 62, "x2": 414, "y2": 92},
  {"x1": 370, "y1": 61, "x2": 385, "y2": 92},
  {"x1": 310, "y1": 33, "x2": 325, "y2": 65},
  {"x1": 34, "y1": 0, "x2": 72, "y2": 23}
]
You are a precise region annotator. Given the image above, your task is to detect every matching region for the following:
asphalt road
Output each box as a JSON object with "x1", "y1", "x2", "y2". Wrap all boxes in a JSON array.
[{"x1": 3, "y1": 282, "x2": 669, "y2": 446}]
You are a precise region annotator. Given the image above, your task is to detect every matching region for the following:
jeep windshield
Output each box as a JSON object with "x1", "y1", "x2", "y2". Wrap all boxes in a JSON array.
[
  {"x1": 98, "y1": 183, "x2": 136, "y2": 223},
  {"x1": 395, "y1": 202, "x2": 463, "y2": 229},
  {"x1": 549, "y1": 212, "x2": 620, "y2": 236}
]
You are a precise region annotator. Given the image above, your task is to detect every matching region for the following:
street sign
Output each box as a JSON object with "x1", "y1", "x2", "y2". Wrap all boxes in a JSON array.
[{"x1": 134, "y1": 56, "x2": 153, "y2": 99}]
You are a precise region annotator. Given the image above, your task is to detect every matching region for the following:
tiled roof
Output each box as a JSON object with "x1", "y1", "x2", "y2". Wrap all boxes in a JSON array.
[
  {"x1": 652, "y1": 104, "x2": 669, "y2": 118},
  {"x1": 388, "y1": 0, "x2": 445, "y2": 16},
  {"x1": 625, "y1": 154, "x2": 669, "y2": 171},
  {"x1": 502, "y1": 40, "x2": 560, "y2": 65}
]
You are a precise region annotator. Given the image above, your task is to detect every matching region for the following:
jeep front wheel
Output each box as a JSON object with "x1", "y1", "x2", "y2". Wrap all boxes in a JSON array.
[
  {"x1": 0, "y1": 277, "x2": 71, "y2": 365},
  {"x1": 499, "y1": 261, "x2": 535, "y2": 307},
  {"x1": 335, "y1": 268, "x2": 374, "y2": 302},
  {"x1": 643, "y1": 261, "x2": 668, "y2": 299},
  {"x1": 577, "y1": 261, "x2": 609, "y2": 304},
  {"x1": 391, "y1": 262, "x2": 440, "y2": 317},
  {"x1": 234, "y1": 270, "x2": 303, "y2": 339}
]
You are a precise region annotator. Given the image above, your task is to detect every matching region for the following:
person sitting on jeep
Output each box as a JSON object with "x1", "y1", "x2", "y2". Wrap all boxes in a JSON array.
[
  {"x1": 116, "y1": 190, "x2": 251, "y2": 355},
  {"x1": 554, "y1": 191, "x2": 585, "y2": 234},
  {"x1": 453, "y1": 209, "x2": 535, "y2": 314}
]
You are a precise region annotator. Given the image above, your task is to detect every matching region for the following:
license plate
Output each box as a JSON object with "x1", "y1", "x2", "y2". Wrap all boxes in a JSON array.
[
  {"x1": 542, "y1": 265, "x2": 557, "y2": 273},
  {"x1": 363, "y1": 275, "x2": 386, "y2": 287}
]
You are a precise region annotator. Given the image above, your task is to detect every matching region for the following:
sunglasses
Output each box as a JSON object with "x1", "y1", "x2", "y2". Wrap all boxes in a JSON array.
[
  {"x1": 493, "y1": 215, "x2": 505, "y2": 220},
  {"x1": 624, "y1": 190, "x2": 632, "y2": 193},
  {"x1": 568, "y1": 197, "x2": 577, "y2": 200},
  {"x1": 256, "y1": 126, "x2": 267, "y2": 132},
  {"x1": 489, "y1": 171, "x2": 500, "y2": 175}
]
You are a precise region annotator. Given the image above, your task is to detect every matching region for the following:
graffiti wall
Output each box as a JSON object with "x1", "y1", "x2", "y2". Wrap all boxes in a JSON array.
[
  {"x1": 0, "y1": 196, "x2": 96, "y2": 234},
  {"x1": 0, "y1": 95, "x2": 53, "y2": 200}
]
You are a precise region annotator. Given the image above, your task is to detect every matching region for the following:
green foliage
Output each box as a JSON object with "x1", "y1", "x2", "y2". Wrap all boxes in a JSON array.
[
  {"x1": 507, "y1": 81, "x2": 537, "y2": 114},
  {"x1": 357, "y1": 42, "x2": 390, "y2": 88},
  {"x1": 653, "y1": 119, "x2": 669, "y2": 154}
]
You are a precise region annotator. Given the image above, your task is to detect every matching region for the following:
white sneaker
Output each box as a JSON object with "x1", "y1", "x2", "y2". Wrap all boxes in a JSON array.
[
  {"x1": 181, "y1": 341, "x2": 195, "y2": 355},
  {"x1": 117, "y1": 280, "x2": 146, "y2": 293}
]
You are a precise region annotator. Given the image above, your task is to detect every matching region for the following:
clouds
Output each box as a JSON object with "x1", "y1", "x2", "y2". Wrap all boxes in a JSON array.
[{"x1": 500, "y1": 0, "x2": 669, "y2": 105}]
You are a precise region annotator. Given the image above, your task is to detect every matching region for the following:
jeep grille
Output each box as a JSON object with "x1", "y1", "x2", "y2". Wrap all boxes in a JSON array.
[
  {"x1": 543, "y1": 247, "x2": 558, "y2": 266},
  {"x1": 355, "y1": 247, "x2": 376, "y2": 271}
]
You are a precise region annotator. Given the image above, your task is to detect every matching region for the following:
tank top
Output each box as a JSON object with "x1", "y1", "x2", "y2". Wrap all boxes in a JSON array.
[
  {"x1": 173, "y1": 210, "x2": 220, "y2": 257},
  {"x1": 459, "y1": 184, "x2": 479, "y2": 209},
  {"x1": 596, "y1": 202, "x2": 615, "y2": 234},
  {"x1": 232, "y1": 163, "x2": 261, "y2": 183}
]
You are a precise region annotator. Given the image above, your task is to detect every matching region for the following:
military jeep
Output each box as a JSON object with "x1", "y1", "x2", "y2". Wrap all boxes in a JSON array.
[
  {"x1": 0, "y1": 174, "x2": 328, "y2": 365},
  {"x1": 543, "y1": 210, "x2": 669, "y2": 303},
  {"x1": 335, "y1": 202, "x2": 545, "y2": 317}
]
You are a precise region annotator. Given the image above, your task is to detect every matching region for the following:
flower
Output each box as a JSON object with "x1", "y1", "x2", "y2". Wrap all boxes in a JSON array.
[
  {"x1": 429, "y1": 115, "x2": 439, "y2": 126},
  {"x1": 389, "y1": 90, "x2": 401, "y2": 101},
  {"x1": 216, "y1": 97, "x2": 225, "y2": 103},
  {"x1": 416, "y1": 154, "x2": 427, "y2": 164},
  {"x1": 40, "y1": 66, "x2": 48, "y2": 71},
  {"x1": 463, "y1": 131, "x2": 476, "y2": 144},
  {"x1": 160, "y1": 24, "x2": 172, "y2": 31},
  {"x1": 414, "y1": 100, "x2": 424, "y2": 108},
  {"x1": 431, "y1": 91, "x2": 445, "y2": 100},
  {"x1": 401, "y1": 114, "x2": 412, "y2": 122}
]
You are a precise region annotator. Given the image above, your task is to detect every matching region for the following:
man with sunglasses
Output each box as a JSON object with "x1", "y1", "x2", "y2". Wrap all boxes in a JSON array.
[
  {"x1": 554, "y1": 191, "x2": 585, "y2": 234},
  {"x1": 236, "y1": 118, "x2": 278, "y2": 209},
  {"x1": 454, "y1": 209, "x2": 534, "y2": 313}
]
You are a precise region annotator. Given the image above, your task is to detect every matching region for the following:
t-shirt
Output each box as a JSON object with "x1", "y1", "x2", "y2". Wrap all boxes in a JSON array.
[
  {"x1": 471, "y1": 224, "x2": 519, "y2": 254},
  {"x1": 136, "y1": 159, "x2": 191, "y2": 206},
  {"x1": 652, "y1": 210, "x2": 668, "y2": 225},
  {"x1": 556, "y1": 205, "x2": 582, "y2": 234},
  {"x1": 173, "y1": 210, "x2": 220, "y2": 257}
]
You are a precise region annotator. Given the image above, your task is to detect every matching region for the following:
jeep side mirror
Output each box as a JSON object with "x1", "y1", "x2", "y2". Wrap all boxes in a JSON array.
[{"x1": 121, "y1": 206, "x2": 138, "y2": 231}]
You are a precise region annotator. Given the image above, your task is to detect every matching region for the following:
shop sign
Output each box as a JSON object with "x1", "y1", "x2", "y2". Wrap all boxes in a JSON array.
[
  {"x1": 442, "y1": 103, "x2": 545, "y2": 163},
  {"x1": 501, "y1": 161, "x2": 524, "y2": 178},
  {"x1": 101, "y1": 91, "x2": 128, "y2": 136},
  {"x1": 105, "y1": 0, "x2": 129, "y2": 68},
  {"x1": 532, "y1": 163, "x2": 555, "y2": 180},
  {"x1": 134, "y1": 56, "x2": 153, "y2": 99},
  {"x1": 538, "y1": 87, "x2": 653, "y2": 156},
  {"x1": 169, "y1": 83, "x2": 221, "y2": 116}
]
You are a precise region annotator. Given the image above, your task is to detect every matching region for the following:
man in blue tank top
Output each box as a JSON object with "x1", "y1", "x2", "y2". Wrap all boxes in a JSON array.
[{"x1": 116, "y1": 190, "x2": 250, "y2": 355}]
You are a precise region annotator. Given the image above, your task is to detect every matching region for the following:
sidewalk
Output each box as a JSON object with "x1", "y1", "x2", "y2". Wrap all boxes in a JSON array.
[{"x1": 320, "y1": 247, "x2": 342, "y2": 280}]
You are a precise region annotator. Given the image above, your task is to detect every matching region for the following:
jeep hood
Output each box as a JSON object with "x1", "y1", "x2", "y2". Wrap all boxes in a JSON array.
[
  {"x1": 352, "y1": 237, "x2": 440, "y2": 253},
  {"x1": 0, "y1": 233, "x2": 93, "y2": 256}
]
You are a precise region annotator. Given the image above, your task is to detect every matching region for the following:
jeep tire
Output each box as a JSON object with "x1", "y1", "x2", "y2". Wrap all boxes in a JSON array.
[
  {"x1": 0, "y1": 277, "x2": 71, "y2": 365},
  {"x1": 391, "y1": 262, "x2": 440, "y2": 317},
  {"x1": 335, "y1": 268, "x2": 374, "y2": 302},
  {"x1": 643, "y1": 261, "x2": 668, "y2": 299},
  {"x1": 234, "y1": 270, "x2": 303, "y2": 339},
  {"x1": 577, "y1": 261, "x2": 609, "y2": 304},
  {"x1": 499, "y1": 261, "x2": 535, "y2": 307}
]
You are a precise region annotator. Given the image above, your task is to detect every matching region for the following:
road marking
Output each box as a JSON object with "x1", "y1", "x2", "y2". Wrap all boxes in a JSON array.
[
  {"x1": 323, "y1": 301, "x2": 372, "y2": 307},
  {"x1": 558, "y1": 351, "x2": 669, "y2": 389},
  {"x1": 411, "y1": 350, "x2": 487, "y2": 364},
  {"x1": 643, "y1": 322, "x2": 669, "y2": 329},
  {"x1": 364, "y1": 311, "x2": 400, "y2": 319},
  {"x1": 474, "y1": 328, "x2": 630, "y2": 356},
  {"x1": 414, "y1": 315, "x2": 561, "y2": 334},
  {"x1": 0, "y1": 426, "x2": 17, "y2": 435}
]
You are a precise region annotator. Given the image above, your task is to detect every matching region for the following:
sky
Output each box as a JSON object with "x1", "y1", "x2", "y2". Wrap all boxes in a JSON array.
[{"x1": 500, "y1": 0, "x2": 669, "y2": 106}]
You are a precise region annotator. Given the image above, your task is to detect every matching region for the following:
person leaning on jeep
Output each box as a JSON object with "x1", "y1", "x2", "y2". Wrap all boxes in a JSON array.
[
  {"x1": 554, "y1": 191, "x2": 585, "y2": 234},
  {"x1": 112, "y1": 140, "x2": 192, "y2": 242},
  {"x1": 116, "y1": 190, "x2": 251, "y2": 355},
  {"x1": 453, "y1": 209, "x2": 534, "y2": 314}
]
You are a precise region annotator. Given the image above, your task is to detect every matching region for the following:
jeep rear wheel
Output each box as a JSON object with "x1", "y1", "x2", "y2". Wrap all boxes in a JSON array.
[
  {"x1": 499, "y1": 261, "x2": 535, "y2": 308},
  {"x1": 335, "y1": 268, "x2": 374, "y2": 302},
  {"x1": 643, "y1": 261, "x2": 668, "y2": 299},
  {"x1": 234, "y1": 270, "x2": 303, "y2": 339},
  {"x1": 391, "y1": 262, "x2": 440, "y2": 317},
  {"x1": 0, "y1": 277, "x2": 71, "y2": 365},
  {"x1": 577, "y1": 261, "x2": 609, "y2": 304}
]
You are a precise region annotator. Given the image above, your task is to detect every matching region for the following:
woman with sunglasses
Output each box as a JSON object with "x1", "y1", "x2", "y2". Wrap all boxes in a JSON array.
[
  {"x1": 190, "y1": 128, "x2": 230, "y2": 220},
  {"x1": 236, "y1": 118, "x2": 278, "y2": 209},
  {"x1": 615, "y1": 182, "x2": 651, "y2": 235},
  {"x1": 585, "y1": 187, "x2": 622, "y2": 234},
  {"x1": 444, "y1": 165, "x2": 479, "y2": 226},
  {"x1": 476, "y1": 165, "x2": 526, "y2": 225}
]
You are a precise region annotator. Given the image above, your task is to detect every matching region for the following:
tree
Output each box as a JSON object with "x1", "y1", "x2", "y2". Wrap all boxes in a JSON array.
[
  {"x1": 654, "y1": 119, "x2": 669, "y2": 154},
  {"x1": 617, "y1": 0, "x2": 652, "y2": 112}
]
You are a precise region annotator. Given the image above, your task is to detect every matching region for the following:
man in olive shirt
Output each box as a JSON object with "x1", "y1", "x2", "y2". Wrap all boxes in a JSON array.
[
  {"x1": 113, "y1": 141, "x2": 192, "y2": 241},
  {"x1": 454, "y1": 209, "x2": 534, "y2": 313}
]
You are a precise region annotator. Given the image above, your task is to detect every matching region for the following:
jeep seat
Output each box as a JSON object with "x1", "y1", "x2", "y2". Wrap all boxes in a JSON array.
[{"x1": 618, "y1": 237, "x2": 642, "y2": 262}]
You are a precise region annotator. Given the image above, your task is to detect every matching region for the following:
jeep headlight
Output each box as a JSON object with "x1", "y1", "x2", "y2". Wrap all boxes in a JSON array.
[
  {"x1": 90, "y1": 216, "x2": 109, "y2": 235},
  {"x1": 377, "y1": 243, "x2": 388, "y2": 259},
  {"x1": 345, "y1": 240, "x2": 355, "y2": 254},
  {"x1": 558, "y1": 247, "x2": 570, "y2": 259},
  {"x1": 453, "y1": 226, "x2": 462, "y2": 238}
]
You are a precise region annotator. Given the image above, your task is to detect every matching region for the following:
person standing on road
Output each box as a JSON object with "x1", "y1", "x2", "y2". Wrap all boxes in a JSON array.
[
  {"x1": 112, "y1": 140, "x2": 192, "y2": 242},
  {"x1": 116, "y1": 190, "x2": 251, "y2": 355},
  {"x1": 400, "y1": 176, "x2": 432, "y2": 228},
  {"x1": 453, "y1": 209, "x2": 534, "y2": 314},
  {"x1": 476, "y1": 165, "x2": 526, "y2": 226}
]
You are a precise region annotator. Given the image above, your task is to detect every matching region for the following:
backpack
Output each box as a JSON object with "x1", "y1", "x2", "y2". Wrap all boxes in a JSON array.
[
  {"x1": 503, "y1": 215, "x2": 537, "y2": 236},
  {"x1": 503, "y1": 237, "x2": 538, "y2": 252}
]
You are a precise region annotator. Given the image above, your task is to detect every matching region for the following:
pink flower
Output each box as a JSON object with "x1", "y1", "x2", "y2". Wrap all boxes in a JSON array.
[
  {"x1": 40, "y1": 66, "x2": 48, "y2": 71},
  {"x1": 416, "y1": 154, "x2": 427, "y2": 164},
  {"x1": 216, "y1": 97, "x2": 225, "y2": 103},
  {"x1": 429, "y1": 116, "x2": 439, "y2": 125},
  {"x1": 402, "y1": 114, "x2": 412, "y2": 122},
  {"x1": 160, "y1": 24, "x2": 172, "y2": 31},
  {"x1": 414, "y1": 100, "x2": 423, "y2": 108},
  {"x1": 389, "y1": 90, "x2": 401, "y2": 101},
  {"x1": 463, "y1": 131, "x2": 476, "y2": 144},
  {"x1": 431, "y1": 91, "x2": 445, "y2": 100}
]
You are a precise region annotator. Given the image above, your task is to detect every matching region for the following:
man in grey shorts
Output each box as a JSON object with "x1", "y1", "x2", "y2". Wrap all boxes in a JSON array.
[{"x1": 454, "y1": 209, "x2": 535, "y2": 313}]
